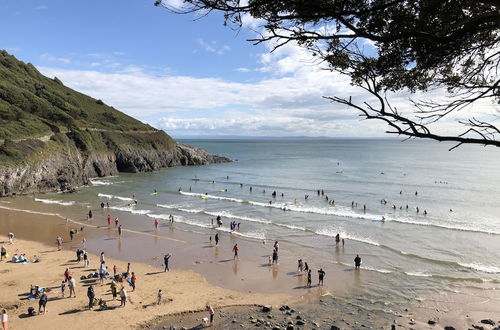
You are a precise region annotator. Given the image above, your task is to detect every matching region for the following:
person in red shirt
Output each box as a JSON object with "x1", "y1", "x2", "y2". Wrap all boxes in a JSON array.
[
  {"x1": 232, "y1": 244, "x2": 239, "y2": 260},
  {"x1": 114, "y1": 218, "x2": 119, "y2": 227},
  {"x1": 154, "y1": 219, "x2": 159, "y2": 229},
  {"x1": 130, "y1": 272, "x2": 137, "y2": 291},
  {"x1": 64, "y1": 268, "x2": 71, "y2": 282},
  {"x1": 107, "y1": 215, "x2": 111, "y2": 226}
]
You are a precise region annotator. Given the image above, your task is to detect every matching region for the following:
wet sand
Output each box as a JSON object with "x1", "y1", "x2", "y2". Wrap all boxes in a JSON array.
[
  {"x1": 2, "y1": 207, "x2": 500, "y2": 329},
  {"x1": 0, "y1": 229, "x2": 289, "y2": 329}
]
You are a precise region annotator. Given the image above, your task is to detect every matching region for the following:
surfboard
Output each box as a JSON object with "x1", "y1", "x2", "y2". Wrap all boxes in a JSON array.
[
  {"x1": 150, "y1": 192, "x2": 158, "y2": 196},
  {"x1": 128, "y1": 203, "x2": 137, "y2": 207},
  {"x1": 201, "y1": 196, "x2": 209, "y2": 199}
]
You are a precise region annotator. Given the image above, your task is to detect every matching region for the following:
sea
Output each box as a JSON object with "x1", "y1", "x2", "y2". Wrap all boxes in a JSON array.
[{"x1": 2, "y1": 138, "x2": 499, "y2": 316}]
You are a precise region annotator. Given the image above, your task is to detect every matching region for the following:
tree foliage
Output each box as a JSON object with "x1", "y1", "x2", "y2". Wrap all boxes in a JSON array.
[{"x1": 155, "y1": 0, "x2": 500, "y2": 148}]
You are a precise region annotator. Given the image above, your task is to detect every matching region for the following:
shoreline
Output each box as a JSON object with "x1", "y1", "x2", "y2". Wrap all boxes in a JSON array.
[
  {"x1": 0, "y1": 226, "x2": 290, "y2": 329},
  {"x1": 2, "y1": 205, "x2": 500, "y2": 329}
]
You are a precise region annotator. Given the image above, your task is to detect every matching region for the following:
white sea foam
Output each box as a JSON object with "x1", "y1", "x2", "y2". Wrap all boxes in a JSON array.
[
  {"x1": 110, "y1": 206, "x2": 150, "y2": 215},
  {"x1": 314, "y1": 228, "x2": 380, "y2": 246},
  {"x1": 178, "y1": 208, "x2": 204, "y2": 214},
  {"x1": 156, "y1": 204, "x2": 179, "y2": 209},
  {"x1": 405, "y1": 271, "x2": 433, "y2": 277},
  {"x1": 97, "y1": 193, "x2": 133, "y2": 201},
  {"x1": 457, "y1": 262, "x2": 500, "y2": 274},
  {"x1": 0, "y1": 205, "x2": 61, "y2": 217},
  {"x1": 34, "y1": 198, "x2": 75, "y2": 206},
  {"x1": 90, "y1": 178, "x2": 113, "y2": 186},
  {"x1": 204, "y1": 210, "x2": 272, "y2": 225}
]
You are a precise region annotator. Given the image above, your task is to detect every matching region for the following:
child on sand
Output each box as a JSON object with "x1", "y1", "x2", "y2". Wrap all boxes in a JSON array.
[
  {"x1": 131, "y1": 272, "x2": 137, "y2": 291},
  {"x1": 157, "y1": 289, "x2": 163, "y2": 305},
  {"x1": 206, "y1": 304, "x2": 215, "y2": 326},
  {"x1": 232, "y1": 244, "x2": 239, "y2": 260},
  {"x1": 2, "y1": 309, "x2": 8, "y2": 330},
  {"x1": 8, "y1": 233, "x2": 14, "y2": 244},
  {"x1": 119, "y1": 286, "x2": 127, "y2": 307},
  {"x1": 61, "y1": 281, "x2": 66, "y2": 298},
  {"x1": 0, "y1": 246, "x2": 6, "y2": 261}
]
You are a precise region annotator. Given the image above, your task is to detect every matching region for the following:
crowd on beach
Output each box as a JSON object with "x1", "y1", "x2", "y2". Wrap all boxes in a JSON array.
[{"x1": 0, "y1": 177, "x2": 437, "y2": 329}]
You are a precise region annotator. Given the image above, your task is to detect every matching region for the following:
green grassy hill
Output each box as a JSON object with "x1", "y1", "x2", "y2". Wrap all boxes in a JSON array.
[
  {"x1": 0, "y1": 51, "x2": 228, "y2": 196},
  {"x1": 0, "y1": 50, "x2": 153, "y2": 139}
]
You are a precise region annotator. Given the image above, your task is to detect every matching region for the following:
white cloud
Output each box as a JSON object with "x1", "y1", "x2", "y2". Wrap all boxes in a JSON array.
[
  {"x1": 40, "y1": 53, "x2": 71, "y2": 64},
  {"x1": 35, "y1": 5, "x2": 48, "y2": 10},
  {"x1": 197, "y1": 38, "x2": 231, "y2": 55}
]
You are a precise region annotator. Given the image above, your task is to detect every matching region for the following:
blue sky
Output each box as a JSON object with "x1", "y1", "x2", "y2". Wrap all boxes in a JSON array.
[{"x1": 0, "y1": 0, "x2": 490, "y2": 138}]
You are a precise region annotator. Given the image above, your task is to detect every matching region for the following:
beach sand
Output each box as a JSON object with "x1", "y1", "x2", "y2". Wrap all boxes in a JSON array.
[
  {"x1": 2, "y1": 207, "x2": 500, "y2": 330},
  {"x1": 0, "y1": 230, "x2": 289, "y2": 329}
]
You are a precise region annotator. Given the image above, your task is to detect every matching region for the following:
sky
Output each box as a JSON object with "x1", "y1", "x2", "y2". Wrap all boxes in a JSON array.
[{"x1": 0, "y1": 0, "x2": 495, "y2": 138}]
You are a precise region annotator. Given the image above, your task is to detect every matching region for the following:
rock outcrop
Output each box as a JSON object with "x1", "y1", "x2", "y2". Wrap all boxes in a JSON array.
[{"x1": 0, "y1": 140, "x2": 230, "y2": 197}]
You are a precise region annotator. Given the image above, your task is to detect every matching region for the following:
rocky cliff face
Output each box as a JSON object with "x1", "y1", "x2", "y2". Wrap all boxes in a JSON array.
[{"x1": 0, "y1": 142, "x2": 230, "y2": 197}]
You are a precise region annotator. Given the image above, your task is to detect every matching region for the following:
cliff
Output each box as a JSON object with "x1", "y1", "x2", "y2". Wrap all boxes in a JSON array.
[{"x1": 0, "y1": 51, "x2": 230, "y2": 197}]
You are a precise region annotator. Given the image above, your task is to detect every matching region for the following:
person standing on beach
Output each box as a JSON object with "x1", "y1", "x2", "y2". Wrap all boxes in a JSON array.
[
  {"x1": 7, "y1": 233, "x2": 14, "y2": 244},
  {"x1": 88, "y1": 210, "x2": 93, "y2": 219},
  {"x1": 318, "y1": 268, "x2": 325, "y2": 286},
  {"x1": 232, "y1": 244, "x2": 239, "y2": 260},
  {"x1": 87, "y1": 285, "x2": 95, "y2": 310},
  {"x1": 154, "y1": 219, "x2": 159, "y2": 229},
  {"x1": 272, "y1": 249, "x2": 278, "y2": 264},
  {"x1": 107, "y1": 215, "x2": 111, "y2": 226},
  {"x1": 131, "y1": 272, "x2": 137, "y2": 291},
  {"x1": 307, "y1": 270, "x2": 312, "y2": 288},
  {"x1": 100, "y1": 252, "x2": 105, "y2": 264},
  {"x1": 111, "y1": 281, "x2": 118, "y2": 300},
  {"x1": 61, "y1": 281, "x2": 66, "y2": 298},
  {"x1": 157, "y1": 289, "x2": 163, "y2": 305},
  {"x1": 354, "y1": 255, "x2": 362, "y2": 269},
  {"x1": 273, "y1": 241, "x2": 279, "y2": 252},
  {"x1": 297, "y1": 259, "x2": 303, "y2": 273},
  {"x1": 81, "y1": 237, "x2": 86, "y2": 249},
  {"x1": 1, "y1": 309, "x2": 7, "y2": 330},
  {"x1": 0, "y1": 246, "x2": 6, "y2": 261},
  {"x1": 64, "y1": 268, "x2": 71, "y2": 282},
  {"x1": 68, "y1": 276, "x2": 76, "y2": 297},
  {"x1": 215, "y1": 233, "x2": 219, "y2": 246},
  {"x1": 56, "y1": 236, "x2": 63, "y2": 251},
  {"x1": 99, "y1": 262, "x2": 107, "y2": 285},
  {"x1": 115, "y1": 218, "x2": 119, "y2": 227},
  {"x1": 126, "y1": 262, "x2": 131, "y2": 277},
  {"x1": 39, "y1": 292, "x2": 48, "y2": 314},
  {"x1": 163, "y1": 254, "x2": 171, "y2": 272},
  {"x1": 206, "y1": 304, "x2": 215, "y2": 326},
  {"x1": 119, "y1": 286, "x2": 127, "y2": 307},
  {"x1": 69, "y1": 230, "x2": 74, "y2": 241},
  {"x1": 118, "y1": 225, "x2": 122, "y2": 237},
  {"x1": 83, "y1": 251, "x2": 89, "y2": 267}
]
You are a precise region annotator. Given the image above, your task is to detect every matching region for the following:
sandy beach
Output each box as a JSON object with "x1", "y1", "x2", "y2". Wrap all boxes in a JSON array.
[
  {"x1": 0, "y1": 213, "x2": 290, "y2": 330},
  {"x1": 2, "y1": 206, "x2": 500, "y2": 330}
]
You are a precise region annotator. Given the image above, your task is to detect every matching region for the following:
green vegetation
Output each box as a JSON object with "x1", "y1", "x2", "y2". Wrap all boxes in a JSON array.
[{"x1": 0, "y1": 50, "x2": 176, "y2": 165}]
